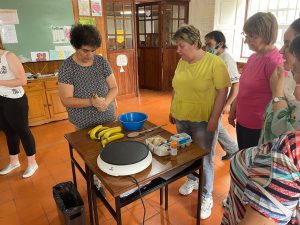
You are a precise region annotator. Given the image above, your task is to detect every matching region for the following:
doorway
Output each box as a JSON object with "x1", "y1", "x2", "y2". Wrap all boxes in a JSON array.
[{"x1": 136, "y1": 1, "x2": 189, "y2": 91}]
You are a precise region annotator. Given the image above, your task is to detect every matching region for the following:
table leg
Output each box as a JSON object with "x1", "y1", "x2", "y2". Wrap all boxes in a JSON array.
[
  {"x1": 69, "y1": 143, "x2": 77, "y2": 188},
  {"x1": 165, "y1": 185, "x2": 168, "y2": 210},
  {"x1": 197, "y1": 159, "x2": 203, "y2": 225},
  {"x1": 160, "y1": 188, "x2": 163, "y2": 205},
  {"x1": 92, "y1": 186, "x2": 99, "y2": 225},
  {"x1": 85, "y1": 164, "x2": 94, "y2": 225},
  {"x1": 115, "y1": 196, "x2": 122, "y2": 225}
]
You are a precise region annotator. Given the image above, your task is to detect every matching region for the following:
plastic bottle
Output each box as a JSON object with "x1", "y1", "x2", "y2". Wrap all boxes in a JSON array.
[{"x1": 170, "y1": 140, "x2": 178, "y2": 159}]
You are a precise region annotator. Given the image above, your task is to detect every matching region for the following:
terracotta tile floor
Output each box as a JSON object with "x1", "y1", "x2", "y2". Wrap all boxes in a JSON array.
[{"x1": 0, "y1": 89, "x2": 236, "y2": 225}]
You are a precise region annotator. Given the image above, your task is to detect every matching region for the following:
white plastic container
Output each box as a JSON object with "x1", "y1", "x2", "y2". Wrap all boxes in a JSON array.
[
  {"x1": 169, "y1": 133, "x2": 192, "y2": 148},
  {"x1": 145, "y1": 135, "x2": 170, "y2": 156}
]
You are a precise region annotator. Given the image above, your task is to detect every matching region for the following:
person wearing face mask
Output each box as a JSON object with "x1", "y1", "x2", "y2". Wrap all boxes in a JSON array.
[
  {"x1": 221, "y1": 19, "x2": 300, "y2": 225},
  {"x1": 204, "y1": 31, "x2": 240, "y2": 160},
  {"x1": 228, "y1": 12, "x2": 284, "y2": 150}
]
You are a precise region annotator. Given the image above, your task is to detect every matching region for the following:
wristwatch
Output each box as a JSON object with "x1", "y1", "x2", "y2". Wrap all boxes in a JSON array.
[{"x1": 272, "y1": 96, "x2": 285, "y2": 103}]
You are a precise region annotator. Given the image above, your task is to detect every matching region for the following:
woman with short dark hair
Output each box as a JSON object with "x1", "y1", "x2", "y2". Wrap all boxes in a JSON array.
[{"x1": 58, "y1": 24, "x2": 118, "y2": 129}]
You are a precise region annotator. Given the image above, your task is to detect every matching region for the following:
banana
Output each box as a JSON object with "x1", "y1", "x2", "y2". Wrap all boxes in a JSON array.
[
  {"x1": 98, "y1": 126, "x2": 122, "y2": 140},
  {"x1": 103, "y1": 126, "x2": 122, "y2": 139},
  {"x1": 88, "y1": 125, "x2": 103, "y2": 140},
  {"x1": 101, "y1": 132, "x2": 125, "y2": 147},
  {"x1": 97, "y1": 127, "x2": 111, "y2": 139}
]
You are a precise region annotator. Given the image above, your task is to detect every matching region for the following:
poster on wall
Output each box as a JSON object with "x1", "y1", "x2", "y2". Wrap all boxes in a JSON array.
[
  {"x1": 116, "y1": 54, "x2": 128, "y2": 73},
  {"x1": 31, "y1": 51, "x2": 49, "y2": 62},
  {"x1": 79, "y1": 17, "x2": 96, "y2": 26},
  {"x1": 0, "y1": 9, "x2": 19, "y2": 25},
  {"x1": 51, "y1": 26, "x2": 71, "y2": 43},
  {"x1": 0, "y1": 25, "x2": 18, "y2": 43},
  {"x1": 91, "y1": 0, "x2": 102, "y2": 16},
  {"x1": 78, "y1": 0, "x2": 90, "y2": 16}
]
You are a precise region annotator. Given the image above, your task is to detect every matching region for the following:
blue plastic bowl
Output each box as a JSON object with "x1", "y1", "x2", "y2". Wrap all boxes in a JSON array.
[{"x1": 118, "y1": 112, "x2": 148, "y2": 131}]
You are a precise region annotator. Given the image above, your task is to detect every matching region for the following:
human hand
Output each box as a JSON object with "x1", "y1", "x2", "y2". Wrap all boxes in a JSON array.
[
  {"x1": 222, "y1": 104, "x2": 231, "y2": 114},
  {"x1": 169, "y1": 114, "x2": 176, "y2": 124},
  {"x1": 207, "y1": 118, "x2": 218, "y2": 132},
  {"x1": 97, "y1": 98, "x2": 108, "y2": 112},
  {"x1": 228, "y1": 111, "x2": 236, "y2": 128},
  {"x1": 91, "y1": 95, "x2": 108, "y2": 112},
  {"x1": 270, "y1": 65, "x2": 285, "y2": 97}
]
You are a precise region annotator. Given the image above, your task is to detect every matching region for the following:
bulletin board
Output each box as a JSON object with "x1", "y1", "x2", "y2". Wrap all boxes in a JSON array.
[{"x1": 0, "y1": 0, "x2": 74, "y2": 62}]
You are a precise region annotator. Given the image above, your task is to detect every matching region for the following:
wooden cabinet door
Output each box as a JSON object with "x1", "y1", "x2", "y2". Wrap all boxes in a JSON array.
[
  {"x1": 46, "y1": 89, "x2": 68, "y2": 119},
  {"x1": 137, "y1": 3, "x2": 162, "y2": 90},
  {"x1": 27, "y1": 90, "x2": 50, "y2": 123}
]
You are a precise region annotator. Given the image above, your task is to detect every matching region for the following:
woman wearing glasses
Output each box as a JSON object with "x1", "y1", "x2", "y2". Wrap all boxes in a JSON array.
[
  {"x1": 228, "y1": 12, "x2": 283, "y2": 149},
  {"x1": 222, "y1": 19, "x2": 300, "y2": 225}
]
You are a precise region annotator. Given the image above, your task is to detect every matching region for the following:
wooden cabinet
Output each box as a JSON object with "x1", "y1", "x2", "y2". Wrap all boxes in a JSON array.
[{"x1": 24, "y1": 77, "x2": 68, "y2": 126}]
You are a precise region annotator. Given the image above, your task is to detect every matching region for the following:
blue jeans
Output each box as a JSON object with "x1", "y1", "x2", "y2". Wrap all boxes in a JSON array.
[
  {"x1": 175, "y1": 120, "x2": 217, "y2": 199},
  {"x1": 217, "y1": 121, "x2": 239, "y2": 154}
]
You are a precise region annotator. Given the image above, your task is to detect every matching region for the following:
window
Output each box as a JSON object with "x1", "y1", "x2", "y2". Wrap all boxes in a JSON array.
[
  {"x1": 165, "y1": 4, "x2": 187, "y2": 47},
  {"x1": 137, "y1": 5, "x2": 160, "y2": 47},
  {"x1": 105, "y1": 2, "x2": 133, "y2": 51},
  {"x1": 241, "y1": 0, "x2": 300, "y2": 57}
]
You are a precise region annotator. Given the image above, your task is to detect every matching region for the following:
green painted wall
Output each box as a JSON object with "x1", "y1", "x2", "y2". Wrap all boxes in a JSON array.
[{"x1": 1, "y1": 0, "x2": 74, "y2": 61}]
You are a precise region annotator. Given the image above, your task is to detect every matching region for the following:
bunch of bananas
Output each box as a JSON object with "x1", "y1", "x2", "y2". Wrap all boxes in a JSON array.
[{"x1": 88, "y1": 125, "x2": 125, "y2": 147}]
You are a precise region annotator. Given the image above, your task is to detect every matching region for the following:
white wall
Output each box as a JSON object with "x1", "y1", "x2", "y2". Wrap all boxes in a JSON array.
[
  {"x1": 189, "y1": 0, "x2": 215, "y2": 43},
  {"x1": 189, "y1": 0, "x2": 247, "y2": 61}
]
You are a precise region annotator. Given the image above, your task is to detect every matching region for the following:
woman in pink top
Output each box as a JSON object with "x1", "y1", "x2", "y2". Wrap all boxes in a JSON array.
[{"x1": 229, "y1": 12, "x2": 283, "y2": 149}]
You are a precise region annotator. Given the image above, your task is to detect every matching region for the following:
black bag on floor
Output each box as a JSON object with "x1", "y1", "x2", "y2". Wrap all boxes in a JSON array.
[{"x1": 53, "y1": 181, "x2": 86, "y2": 225}]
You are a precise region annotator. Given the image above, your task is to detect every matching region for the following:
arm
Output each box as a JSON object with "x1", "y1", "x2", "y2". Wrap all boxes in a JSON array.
[
  {"x1": 207, "y1": 87, "x2": 228, "y2": 132},
  {"x1": 223, "y1": 82, "x2": 239, "y2": 114},
  {"x1": 0, "y1": 52, "x2": 27, "y2": 87},
  {"x1": 268, "y1": 66, "x2": 299, "y2": 136},
  {"x1": 269, "y1": 66, "x2": 288, "y2": 111},
  {"x1": 239, "y1": 205, "x2": 276, "y2": 225},
  {"x1": 58, "y1": 83, "x2": 92, "y2": 108},
  {"x1": 228, "y1": 99, "x2": 237, "y2": 127},
  {"x1": 169, "y1": 91, "x2": 176, "y2": 124},
  {"x1": 96, "y1": 74, "x2": 118, "y2": 112}
]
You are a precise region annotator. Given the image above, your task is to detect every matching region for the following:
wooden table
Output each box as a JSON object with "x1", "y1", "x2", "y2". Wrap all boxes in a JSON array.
[{"x1": 64, "y1": 121, "x2": 208, "y2": 225}]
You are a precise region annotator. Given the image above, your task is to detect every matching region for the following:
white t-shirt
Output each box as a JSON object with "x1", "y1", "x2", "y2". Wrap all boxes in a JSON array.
[
  {"x1": 219, "y1": 51, "x2": 240, "y2": 84},
  {"x1": 0, "y1": 51, "x2": 24, "y2": 99}
]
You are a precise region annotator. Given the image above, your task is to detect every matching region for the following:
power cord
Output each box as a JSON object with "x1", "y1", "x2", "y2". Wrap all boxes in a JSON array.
[{"x1": 128, "y1": 175, "x2": 146, "y2": 225}]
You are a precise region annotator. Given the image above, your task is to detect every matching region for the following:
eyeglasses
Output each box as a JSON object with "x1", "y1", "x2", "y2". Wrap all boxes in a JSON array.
[{"x1": 241, "y1": 32, "x2": 257, "y2": 40}]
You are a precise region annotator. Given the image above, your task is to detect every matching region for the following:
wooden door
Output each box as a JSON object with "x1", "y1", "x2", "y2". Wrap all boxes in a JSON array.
[
  {"x1": 161, "y1": 2, "x2": 189, "y2": 91},
  {"x1": 104, "y1": 0, "x2": 138, "y2": 98},
  {"x1": 26, "y1": 90, "x2": 50, "y2": 124},
  {"x1": 46, "y1": 89, "x2": 68, "y2": 120},
  {"x1": 136, "y1": 2, "x2": 162, "y2": 90}
]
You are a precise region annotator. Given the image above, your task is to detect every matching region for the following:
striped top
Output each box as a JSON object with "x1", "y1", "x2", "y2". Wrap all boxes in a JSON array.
[{"x1": 222, "y1": 130, "x2": 300, "y2": 225}]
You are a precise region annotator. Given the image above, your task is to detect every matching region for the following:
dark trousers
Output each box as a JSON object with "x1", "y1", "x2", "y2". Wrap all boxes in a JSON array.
[
  {"x1": 236, "y1": 122, "x2": 261, "y2": 150},
  {"x1": 0, "y1": 95, "x2": 36, "y2": 156}
]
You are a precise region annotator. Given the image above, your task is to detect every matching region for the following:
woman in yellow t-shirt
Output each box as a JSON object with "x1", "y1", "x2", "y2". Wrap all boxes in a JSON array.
[{"x1": 169, "y1": 25, "x2": 231, "y2": 219}]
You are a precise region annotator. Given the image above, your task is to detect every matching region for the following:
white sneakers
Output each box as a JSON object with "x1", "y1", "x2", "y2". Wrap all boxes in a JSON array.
[
  {"x1": 0, "y1": 162, "x2": 38, "y2": 178},
  {"x1": 179, "y1": 178, "x2": 199, "y2": 195},
  {"x1": 22, "y1": 164, "x2": 38, "y2": 178},
  {"x1": 200, "y1": 197, "x2": 213, "y2": 219},
  {"x1": 0, "y1": 162, "x2": 21, "y2": 175},
  {"x1": 179, "y1": 178, "x2": 213, "y2": 219}
]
